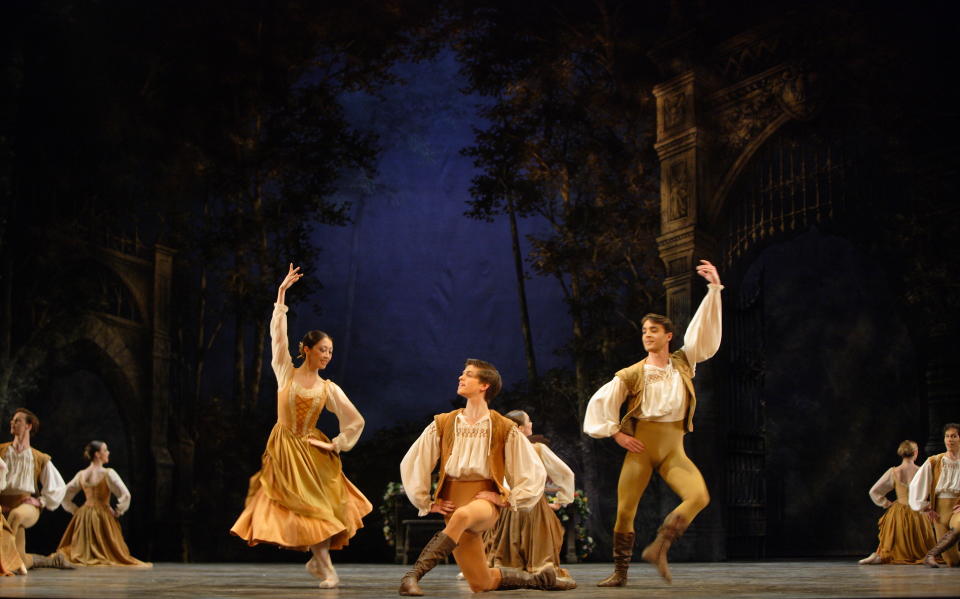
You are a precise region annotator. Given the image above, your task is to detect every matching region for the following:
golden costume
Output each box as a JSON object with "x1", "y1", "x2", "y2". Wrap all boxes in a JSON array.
[
  {"x1": 57, "y1": 469, "x2": 150, "y2": 567},
  {"x1": 867, "y1": 467, "x2": 935, "y2": 564},
  {"x1": 230, "y1": 303, "x2": 371, "y2": 551},
  {"x1": 486, "y1": 442, "x2": 574, "y2": 580}
]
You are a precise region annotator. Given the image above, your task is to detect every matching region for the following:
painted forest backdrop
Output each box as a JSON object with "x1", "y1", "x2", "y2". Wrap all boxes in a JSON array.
[{"x1": 1, "y1": 0, "x2": 958, "y2": 563}]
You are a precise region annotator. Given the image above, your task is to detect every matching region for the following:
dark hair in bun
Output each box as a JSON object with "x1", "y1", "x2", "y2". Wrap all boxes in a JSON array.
[{"x1": 83, "y1": 440, "x2": 106, "y2": 462}]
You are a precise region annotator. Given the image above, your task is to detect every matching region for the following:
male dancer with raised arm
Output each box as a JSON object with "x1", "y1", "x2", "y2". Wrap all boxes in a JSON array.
[
  {"x1": 584, "y1": 260, "x2": 722, "y2": 585},
  {"x1": 399, "y1": 359, "x2": 559, "y2": 595}
]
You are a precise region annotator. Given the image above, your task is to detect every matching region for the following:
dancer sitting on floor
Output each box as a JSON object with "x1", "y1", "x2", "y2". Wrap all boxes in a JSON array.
[
  {"x1": 230, "y1": 264, "x2": 372, "y2": 588},
  {"x1": 398, "y1": 359, "x2": 554, "y2": 595},
  {"x1": 859, "y1": 440, "x2": 935, "y2": 565},
  {"x1": 484, "y1": 409, "x2": 576, "y2": 589},
  {"x1": 57, "y1": 440, "x2": 150, "y2": 567},
  {"x1": 909, "y1": 422, "x2": 960, "y2": 567}
]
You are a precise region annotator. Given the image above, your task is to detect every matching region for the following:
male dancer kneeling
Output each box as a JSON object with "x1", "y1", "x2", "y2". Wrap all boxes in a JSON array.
[{"x1": 399, "y1": 359, "x2": 570, "y2": 595}]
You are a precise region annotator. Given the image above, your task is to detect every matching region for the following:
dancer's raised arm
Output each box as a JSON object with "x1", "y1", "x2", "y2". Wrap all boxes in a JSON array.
[{"x1": 271, "y1": 264, "x2": 303, "y2": 385}]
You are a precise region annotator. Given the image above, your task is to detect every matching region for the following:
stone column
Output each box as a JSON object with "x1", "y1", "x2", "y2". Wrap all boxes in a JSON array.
[
  {"x1": 653, "y1": 70, "x2": 726, "y2": 560},
  {"x1": 150, "y1": 244, "x2": 176, "y2": 557}
]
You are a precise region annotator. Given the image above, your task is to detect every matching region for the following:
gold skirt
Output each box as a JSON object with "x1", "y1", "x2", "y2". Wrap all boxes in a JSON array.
[
  {"x1": 486, "y1": 495, "x2": 571, "y2": 577},
  {"x1": 230, "y1": 423, "x2": 372, "y2": 551},
  {"x1": 0, "y1": 512, "x2": 23, "y2": 575},
  {"x1": 874, "y1": 502, "x2": 936, "y2": 564},
  {"x1": 57, "y1": 504, "x2": 151, "y2": 567}
]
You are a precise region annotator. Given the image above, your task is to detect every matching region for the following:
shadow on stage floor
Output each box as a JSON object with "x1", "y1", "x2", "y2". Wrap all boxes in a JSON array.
[{"x1": 0, "y1": 561, "x2": 956, "y2": 598}]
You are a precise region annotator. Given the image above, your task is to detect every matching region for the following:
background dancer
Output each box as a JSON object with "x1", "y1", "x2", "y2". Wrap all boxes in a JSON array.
[
  {"x1": 0, "y1": 408, "x2": 71, "y2": 569},
  {"x1": 909, "y1": 423, "x2": 960, "y2": 567},
  {"x1": 398, "y1": 359, "x2": 549, "y2": 595},
  {"x1": 584, "y1": 260, "x2": 722, "y2": 585},
  {"x1": 230, "y1": 264, "x2": 371, "y2": 588},
  {"x1": 859, "y1": 440, "x2": 935, "y2": 564},
  {"x1": 58, "y1": 440, "x2": 151, "y2": 567},
  {"x1": 485, "y1": 409, "x2": 576, "y2": 589}
]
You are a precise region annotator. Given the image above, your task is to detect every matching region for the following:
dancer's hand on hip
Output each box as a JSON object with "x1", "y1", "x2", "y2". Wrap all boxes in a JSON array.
[
  {"x1": 614, "y1": 431, "x2": 646, "y2": 453},
  {"x1": 429, "y1": 499, "x2": 456, "y2": 516},
  {"x1": 925, "y1": 508, "x2": 940, "y2": 523},
  {"x1": 473, "y1": 491, "x2": 506, "y2": 508},
  {"x1": 307, "y1": 438, "x2": 336, "y2": 452}
]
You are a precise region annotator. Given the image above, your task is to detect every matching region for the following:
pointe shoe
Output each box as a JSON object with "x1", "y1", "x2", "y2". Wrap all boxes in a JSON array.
[
  {"x1": 858, "y1": 552, "x2": 882, "y2": 565},
  {"x1": 306, "y1": 556, "x2": 325, "y2": 579}
]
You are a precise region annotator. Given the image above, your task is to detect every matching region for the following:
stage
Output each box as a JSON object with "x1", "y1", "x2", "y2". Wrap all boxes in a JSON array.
[{"x1": 0, "y1": 561, "x2": 955, "y2": 598}]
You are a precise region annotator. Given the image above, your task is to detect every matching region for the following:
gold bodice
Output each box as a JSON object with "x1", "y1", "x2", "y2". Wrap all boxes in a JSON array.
[
  {"x1": 80, "y1": 478, "x2": 111, "y2": 507},
  {"x1": 894, "y1": 479, "x2": 910, "y2": 505},
  {"x1": 283, "y1": 380, "x2": 328, "y2": 437}
]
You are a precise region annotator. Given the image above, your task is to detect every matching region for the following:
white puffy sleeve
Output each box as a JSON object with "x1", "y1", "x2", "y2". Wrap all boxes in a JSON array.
[
  {"x1": 0, "y1": 458, "x2": 7, "y2": 493},
  {"x1": 271, "y1": 303, "x2": 294, "y2": 385},
  {"x1": 39, "y1": 461, "x2": 66, "y2": 511},
  {"x1": 324, "y1": 381, "x2": 365, "y2": 453},
  {"x1": 537, "y1": 443, "x2": 575, "y2": 506},
  {"x1": 504, "y1": 428, "x2": 547, "y2": 511},
  {"x1": 400, "y1": 421, "x2": 441, "y2": 516},
  {"x1": 909, "y1": 459, "x2": 933, "y2": 512},
  {"x1": 60, "y1": 472, "x2": 82, "y2": 514},
  {"x1": 105, "y1": 469, "x2": 132, "y2": 516},
  {"x1": 583, "y1": 377, "x2": 629, "y2": 439},
  {"x1": 680, "y1": 283, "x2": 723, "y2": 371},
  {"x1": 868, "y1": 468, "x2": 895, "y2": 508}
]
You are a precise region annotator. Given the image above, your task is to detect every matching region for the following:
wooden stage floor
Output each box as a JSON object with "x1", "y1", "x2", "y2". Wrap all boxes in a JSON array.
[{"x1": 0, "y1": 561, "x2": 956, "y2": 599}]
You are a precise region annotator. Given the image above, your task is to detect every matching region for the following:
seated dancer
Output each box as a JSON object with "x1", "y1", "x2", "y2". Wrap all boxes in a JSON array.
[
  {"x1": 0, "y1": 408, "x2": 71, "y2": 569},
  {"x1": 584, "y1": 260, "x2": 721, "y2": 585},
  {"x1": 485, "y1": 409, "x2": 576, "y2": 589},
  {"x1": 0, "y1": 460, "x2": 27, "y2": 575},
  {"x1": 859, "y1": 440, "x2": 935, "y2": 564},
  {"x1": 230, "y1": 264, "x2": 371, "y2": 588},
  {"x1": 909, "y1": 423, "x2": 960, "y2": 567},
  {"x1": 398, "y1": 359, "x2": 549, "y2": 595},
  {"x1": 57, "y1": 440, "x2": 150, "y2": 567}
]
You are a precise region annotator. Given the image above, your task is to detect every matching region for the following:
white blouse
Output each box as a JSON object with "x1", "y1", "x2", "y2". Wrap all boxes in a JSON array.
[
  {"x1": 400, "y1": 413, "x2": 546, "y2": 516},
  {"x1": 584, "y1": 284, "x2": 723, "y2": 438},
  {"x1": 909, "y1": 454, "x2": 960, "y2": 511},
  {"x1": 868, "y1": 467, "x2": 916, "y2": 508},
  {"x1": 270, "y1": 303, "x2": 364, "y2": 453},
  {"x1": 0, "y1": 445, "x2": 66, "y2": 510},
  {"x1": 61, "y1": 468, "x2": 132, "y2": 516},
  {"x1": 536, "y1": 443, "x2": 575, "y2": 507}
]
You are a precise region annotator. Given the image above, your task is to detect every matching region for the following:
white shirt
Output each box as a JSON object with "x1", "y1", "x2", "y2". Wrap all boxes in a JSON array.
[
  {"x1": 909, "y1": 454, "x2": 960, "y2": 511},
  {"x1": 400, "y1": 413, "x2": 546, "y2": 516},
  {"x1": 583, "y1": 284, "x2": 723, "y2": 438},
  {"x1": 536, "y1": 443, "x2": 575, "y2": 507},
  {"x1": 61, "y1": 468, "x2": 132, "y2": 516},
  {"x1": 1, "y1": 445, "x2": 67, "y2": 510}
]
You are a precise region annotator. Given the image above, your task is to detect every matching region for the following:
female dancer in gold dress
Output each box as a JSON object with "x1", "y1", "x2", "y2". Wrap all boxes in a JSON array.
[
  {"x1": 57, "y1": 441, "x2": 150, "y2": 567},
  {"x1": 0, "y1": 460, "x2": 26, "y2": 575},
  {"x1": 230, "y1": 264, "x2": 371, "y2": 588},
  {"x1": 859, "y1": 440, "x2": 935, "y2": 564},
  {"x1": 485, "y1": 410, "x2": 576, "y2": 588}
]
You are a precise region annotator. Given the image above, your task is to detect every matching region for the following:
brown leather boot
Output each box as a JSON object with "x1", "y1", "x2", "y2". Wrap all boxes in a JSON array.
[
  {"x1": 28, "y1": 552, "x2": 76, "y2": 570},
  {"x1": 596, "y1": 531, "x2": 634, "y2": 587},
  {"x1": 398, "y1": 531, "x2": 457, "y2": 596},
  {"x1": 497, "y1": 565, "x2": 557, "y2": 590},
  {"x1": 641, "y1": 512, "x2": 689, "y2": 583},
  {"x1": 923, "y1": 529, "x2": 960, "y2": 568}
]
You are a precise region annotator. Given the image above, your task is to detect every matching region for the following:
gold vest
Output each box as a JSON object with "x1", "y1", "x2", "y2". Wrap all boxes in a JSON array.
[
  {"x1": 615, "y1": 349, "x2": 697, "y2": 433},
  {"x1": 0, "y1": 442, "x2": 52, "y2": 490},
  {"x1": 432, "y1": 408, "x2": 514, "y2": 504},
  {"x1": 928, "y1": 453, "x2": 946, "y2": 505}
]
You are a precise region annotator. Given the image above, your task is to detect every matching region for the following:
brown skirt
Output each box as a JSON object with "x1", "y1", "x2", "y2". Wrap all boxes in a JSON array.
[
  {"x1": 57, "y1": 504, "x2": 151, "y2": 567},
  {"x1": 486, "y1": 495, "x2": 571, "y2": 578},
  {"x1": 0, "y1": 512, "x2": 23, "y2": 576},
  {"x1": 230, "y1": 423, "x2": 372, "y2": 551}
]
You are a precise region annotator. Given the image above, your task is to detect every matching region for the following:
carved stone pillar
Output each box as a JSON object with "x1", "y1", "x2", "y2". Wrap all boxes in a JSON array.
[
  {"x1": 653, "y1": 70, "x2": 726, "y2": 560},
  {"x1": 150, "y1": 244, "x2": 175, "y2": 557}
]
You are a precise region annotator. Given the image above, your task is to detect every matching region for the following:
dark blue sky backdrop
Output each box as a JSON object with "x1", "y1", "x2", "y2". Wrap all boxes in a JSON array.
[{"x1": 292, "y1": 53, "x2": 571, "y2": 432}]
